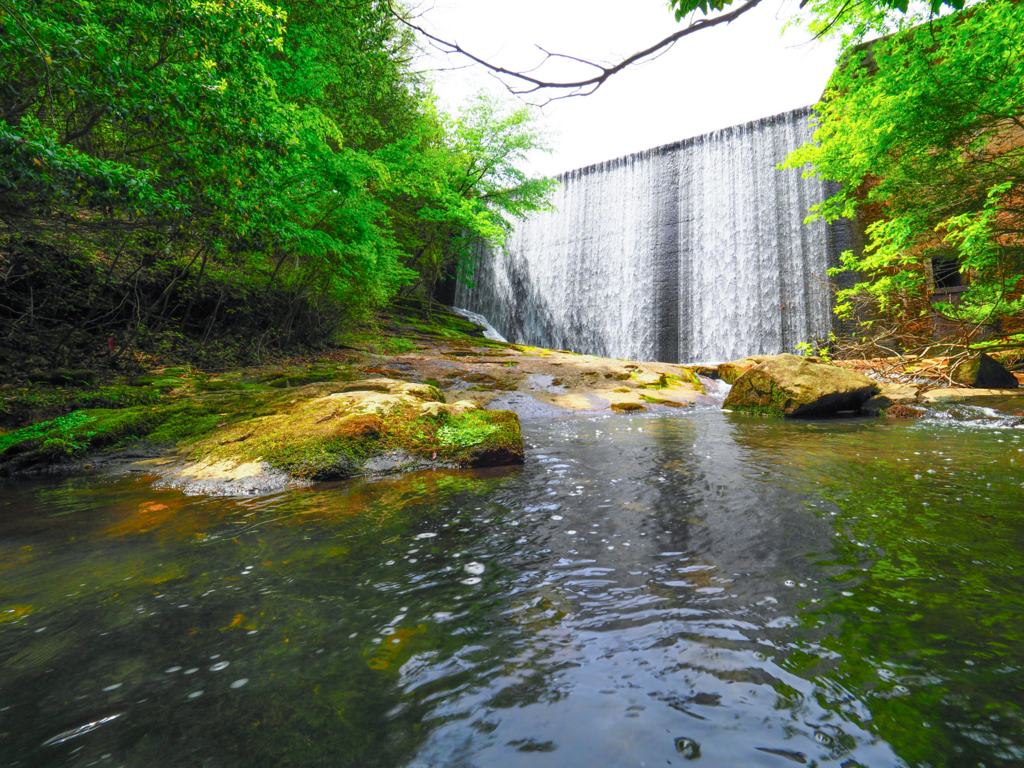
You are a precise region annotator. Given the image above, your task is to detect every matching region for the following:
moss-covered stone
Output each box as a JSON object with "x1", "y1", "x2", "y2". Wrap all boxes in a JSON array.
[
  {"x1": 950, "y1": 353, "x2": 1018, "y2": 389},
  {"x1": 611, "y1": 402, "x2": 646, "y2": 413},
  {"x1": 634, "y1": 372, "x2": 667, "y2": 389},
  {"x1": 718, "y1": 356, "x2": 774, "y2": 385},
  {"x1": 0, "y1": 406, "x2": 169, "y2": 475},
  {"x1": 723, "y1": 354, "x2": 879, "y2": 418},
  {"x1": 639, "y1": 395, "x2": 687, "y2": 407},
  {"x1": 174, "y1": 378, "x2": 523, "y2": 490}
]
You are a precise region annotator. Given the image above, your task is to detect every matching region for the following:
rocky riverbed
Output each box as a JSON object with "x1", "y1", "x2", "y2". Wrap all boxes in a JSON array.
[{"x1": 3, "y1": 304, "x2": 1022, "y2": 491}]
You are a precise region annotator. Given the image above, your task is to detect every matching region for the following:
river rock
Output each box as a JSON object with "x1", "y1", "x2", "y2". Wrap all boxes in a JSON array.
[
  {"x1": 172, "y1": 379, "x2": 524, "y2": 491},
  {"x1": 722, "y1": 354, "x2": 879, "y2": 417},
  {"x1": 863, "y1": 383, "x2": 920, "y2": 413},
  {"x1": 718, "y1": 356, "x2": 774, "y2": 384},
  {"x1": 920, "y1": 387, "x2": 1022, "y2": 403},
  {"x1": 0, "y1": 376, "x2": 526, "y2": 489},
  {"x1": 950, "y1": 353, "x2": 1018, "y2": 389},
  {"x1": 634, "y1": 372, "x2": 667, "y2": 388}
]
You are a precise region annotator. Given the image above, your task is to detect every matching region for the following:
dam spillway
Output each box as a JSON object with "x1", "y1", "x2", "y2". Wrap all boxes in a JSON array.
[{"x1": 454, "y1": 106, "x2": 852, "y2": 363}]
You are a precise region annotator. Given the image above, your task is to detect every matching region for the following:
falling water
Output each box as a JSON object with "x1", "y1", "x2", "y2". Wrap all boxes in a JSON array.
[{"x1": 455, "y1": 107, "x2": 854, "y2": 363}]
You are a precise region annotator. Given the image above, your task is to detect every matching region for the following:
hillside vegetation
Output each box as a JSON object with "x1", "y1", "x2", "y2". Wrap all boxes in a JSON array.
[{"x1": 0, "y1": 0, "x2": 554, "y2": 375}]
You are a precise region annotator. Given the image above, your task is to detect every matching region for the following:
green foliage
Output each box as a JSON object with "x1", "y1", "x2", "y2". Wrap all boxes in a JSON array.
[
  {"x1": 794, "y1": 332, "x2": 835, "y2": 362},
  {"x1": 379, "y1": 92, "x2": 557, "y2": 292},
  {"x1": 784, "y1": 0, "x2": 1024, "y2": 329},
  {"x1": 0, "y1": 410, "x2": 94, "y2": 453},
  {"x1": 669, "y1": 0, "x2": 964, "y2": 24},
  {"x1": 0, "y1": 0, "x2": 552, "y2": 371}
]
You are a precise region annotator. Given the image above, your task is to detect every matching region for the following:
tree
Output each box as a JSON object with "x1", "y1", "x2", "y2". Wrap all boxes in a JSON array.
[
  {"x1": 0, "y1": 0, "x2": 554, "y2": 368},
  {"x1": 377, "y1": 93, "x2": 557, "y2": 298},
  {"x1": 784, "y1": 0, "x2": 1024, "y2": 343}
]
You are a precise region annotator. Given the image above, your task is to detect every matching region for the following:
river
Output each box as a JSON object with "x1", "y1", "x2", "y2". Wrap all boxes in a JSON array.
[{"x1": 2, "y1": 399, "x2": 1023, "y2": 767}]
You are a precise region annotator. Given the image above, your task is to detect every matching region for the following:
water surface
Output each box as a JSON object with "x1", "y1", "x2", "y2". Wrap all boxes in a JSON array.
[{"x1": 2, "y1": 401, "x2": 1024, "y2": 767}]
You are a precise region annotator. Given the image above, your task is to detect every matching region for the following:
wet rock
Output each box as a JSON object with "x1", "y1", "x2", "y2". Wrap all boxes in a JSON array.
[
  {"x1": 884, "y1": 403, "x2": 925, "y2": 419},
  {"x1": 950, "y1": 353, "x2": 1018, "y2": 389},
  {"x1": 863, "y1": 383, "x2": 920, "y2": 413},
  {"x1": 722, "y1": 354, "x2": 879, "y2": 417},
  {"x1": 611, "y1": 402, "x2": 646, "y2": 413},
  {"x1": 920, "y1": 387, "x2": 1022, "y2": 403}
]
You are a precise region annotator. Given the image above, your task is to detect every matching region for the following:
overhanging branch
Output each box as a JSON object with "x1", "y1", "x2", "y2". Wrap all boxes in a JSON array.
[{"x1": 389, "y1": 0, "x2": 765, "y2": 102}]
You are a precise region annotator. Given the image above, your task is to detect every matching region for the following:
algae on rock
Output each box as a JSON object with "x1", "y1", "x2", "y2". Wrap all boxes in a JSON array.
[
  {"x1": 723, "y1": 354, "x2": 878, "y2": 418},
  {"x1": 174, "y1": 378, "x2": 524, "y2": 491}
]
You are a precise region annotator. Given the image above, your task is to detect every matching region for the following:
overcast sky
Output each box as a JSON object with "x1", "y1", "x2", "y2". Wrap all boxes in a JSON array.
[{"x1": 415, "y1": 0, "x2": 842, "y2": 176}]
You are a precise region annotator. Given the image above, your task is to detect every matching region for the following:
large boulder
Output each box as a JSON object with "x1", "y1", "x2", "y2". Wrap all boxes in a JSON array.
[
  {"x1": 718, "y1": 355, "x2": 774, "y2": 384},
  {"x1": 174, "y1": 379, "x2": 524, "y2": 491},
  {"x1": 723, "y1": 354, "x2": 879, "y2": 417},
  {"x1": 950, "y1": 353, "x2": 1018, "y2": 389}
]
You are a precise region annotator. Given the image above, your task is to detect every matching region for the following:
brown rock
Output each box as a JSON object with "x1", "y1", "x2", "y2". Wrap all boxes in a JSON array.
[
  {"x1": 722, "y1": 354, "x2": 879, "y2": 418},
  {"x1": 950, "y1": 353, "x2": 1018, "y2": 389}
]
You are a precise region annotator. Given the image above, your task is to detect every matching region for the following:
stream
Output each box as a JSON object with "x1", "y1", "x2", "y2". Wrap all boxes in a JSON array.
[{"x1": 2, "y1": 399, "x2": 1024, "y2": 767}]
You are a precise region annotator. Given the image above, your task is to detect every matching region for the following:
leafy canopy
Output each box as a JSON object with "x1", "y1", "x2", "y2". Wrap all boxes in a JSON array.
[
  {"x1": 784, "y1": 0, "x2": 1024, "y2": 329},
  {"x1": 0, "y1": 0, "x2": 553, "y2": 365},
  {"x1": 668, "y1": 0, "x2": 965, "y2": 22}
]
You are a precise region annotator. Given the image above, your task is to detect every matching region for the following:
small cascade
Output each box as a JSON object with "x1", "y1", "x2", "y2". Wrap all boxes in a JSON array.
[
  {"x1": 449, "y1": 306, "x2": 508, "y2": 342},
  {"x1": 455, "y1": 107, "x2": 854, "y2": 364}
]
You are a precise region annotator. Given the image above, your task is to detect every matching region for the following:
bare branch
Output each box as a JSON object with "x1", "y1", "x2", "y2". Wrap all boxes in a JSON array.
[{"x1": 388, "y1": 0, "x2": 765, "y2": 101}]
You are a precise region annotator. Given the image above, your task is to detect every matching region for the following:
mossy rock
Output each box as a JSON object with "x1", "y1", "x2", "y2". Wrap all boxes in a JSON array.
[
  {"x1": 950, "y1": 353, "x2": 1018, "y2": 389},
  {"x1": 0, "y1": 407, "x2": 168, "y2": 475},
  {"x1": 129, "y1": 375, "x2": 188, "y2": 388},
  {"x1": 0, "y1": 376, "x2": 520, "y2": 487},
  {"x1": 611, "y1": 402, "x2": 646, "y2": 413},
  {"x1": 718, "y1": 356, "x2": 774, "y2": 385},
  {"x1": 175, "y1": 378, "x2": 522, "y2": 489},
  {"x1": 640, "y1": 395, "x2": 687, "y2": 407},
  {"x1": 722, "y1": 354, "x2": 878, "y2": 418},
  {"x1": 634, "y1": 372, "x2": 667, "y2": 389}
]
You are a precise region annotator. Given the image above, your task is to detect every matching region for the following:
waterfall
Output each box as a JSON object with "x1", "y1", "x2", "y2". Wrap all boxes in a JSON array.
[{"x1": 454, "y1": 107, "x2": 854, "y2": 363}]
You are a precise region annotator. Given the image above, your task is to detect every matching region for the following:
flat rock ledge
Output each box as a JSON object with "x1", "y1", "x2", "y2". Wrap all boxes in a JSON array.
[
  {"x1": 0, "y1": 377, "x2": 525, "y2": 493},
  {"x1": 160, "y1": 378, "x2": 524, "y2": 494},
  {"x1": 722, "y1": 354, "x2": 879, "y2": 418}
]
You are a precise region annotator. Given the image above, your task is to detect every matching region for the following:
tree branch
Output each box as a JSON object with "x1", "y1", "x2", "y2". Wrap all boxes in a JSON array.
[{"x1": 388, "y1": 0, "x2": 764, "y2": 102}]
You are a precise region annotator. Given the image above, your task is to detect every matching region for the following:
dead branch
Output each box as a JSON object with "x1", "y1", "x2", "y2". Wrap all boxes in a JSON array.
[{"x1": 388, "y1": 0, "x2": 765, "y2": 103}]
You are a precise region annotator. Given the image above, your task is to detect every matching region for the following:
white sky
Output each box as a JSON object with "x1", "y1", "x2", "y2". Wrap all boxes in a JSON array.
[{"x1": 415, "y1": 0, "x2": 842, "y2": 176}]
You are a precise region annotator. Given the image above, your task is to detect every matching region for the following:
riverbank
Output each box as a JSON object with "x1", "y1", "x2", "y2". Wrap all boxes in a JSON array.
[
  {"x1": 5, "y1": 302, "x2": 1024, "y2": 486},
  {"x1": 0, "y1": 302, "x2": 710, "y2": 487}
]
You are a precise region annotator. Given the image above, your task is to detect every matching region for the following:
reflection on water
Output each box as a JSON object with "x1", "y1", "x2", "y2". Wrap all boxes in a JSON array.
[{"x1": 1, "y1": 401, "x2": 1024, "y2": 767}]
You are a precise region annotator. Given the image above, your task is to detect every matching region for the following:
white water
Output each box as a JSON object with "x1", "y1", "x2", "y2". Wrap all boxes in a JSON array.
[
  {"x1": 455, "y1": 107, "x2": 851, "y2": 364},
  {"x1": 448, "y1": 306, "x2": 508, "y2": 343}
]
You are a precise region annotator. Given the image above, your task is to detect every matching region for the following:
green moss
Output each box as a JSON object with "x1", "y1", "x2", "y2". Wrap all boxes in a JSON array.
[
  {"x1": 1, "y1": 383, "x2": 169, "y2": 426},
  {"x1": 0, "y1": 411, "x2": 95, "y2": 453},
  {"x1": 437, "y1": 422, "x2": 498, "y2": 448},
  {"x1": 611, "y1": 402, "x2": 646, "y2": 413},
  {"x1": 639, "y1": 395, "x2": 687, "y2": 407},
  {"x1": 129, "y1": 375, "x2": 188, "y2": 388},
  {"x1": 0, "y1": 406, "x2": 174, "y2": 473},
  {"x1": 726, "y1": 378, "x2": 791, "y2": 418}
]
